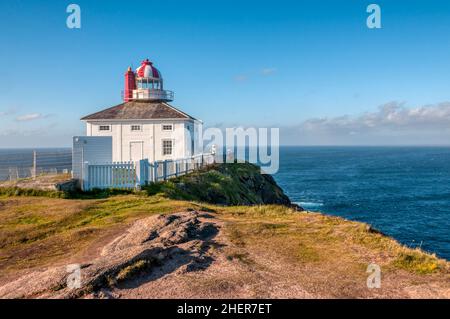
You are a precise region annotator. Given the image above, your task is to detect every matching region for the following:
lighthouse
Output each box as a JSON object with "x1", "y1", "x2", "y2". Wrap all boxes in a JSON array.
[
  {"x1": 123, "y1": 59, "x2": 174, "y2": 102},
  {"x1": 81, "y1": 57, "x2": 202, "y2": 163}
]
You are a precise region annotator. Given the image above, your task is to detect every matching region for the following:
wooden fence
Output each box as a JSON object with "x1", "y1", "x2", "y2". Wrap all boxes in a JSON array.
[{"x1": 82, "y1": 153, "x2": 214, "y2": 191}]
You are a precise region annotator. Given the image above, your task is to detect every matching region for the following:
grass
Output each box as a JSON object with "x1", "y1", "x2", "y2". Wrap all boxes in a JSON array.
[
  {"x1": 393, "y1": 250, "x2": 440, "y2": 274},
  {"x1": 115, "y1": 259, "x2": 155, "y2": 283},
  {"x1": 0, "y1": 182, "x2": 448, "y2": 294},
  {"x1": 141, "y1": 162, "x2": 289, "y2": 205},
  {"x1": 0, "y1": 194, "x2": 208, "y2": 277},
  {"x1": 0, "y1": 187, "x2": 66, "y2": 198},
  {"x1": 218, "y1": 205, "x2": 448, "y2": 275}
]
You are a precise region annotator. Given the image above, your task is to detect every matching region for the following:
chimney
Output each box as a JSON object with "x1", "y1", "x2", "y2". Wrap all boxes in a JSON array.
[{"x1": 124, "y1": 67, "x2": 136, "y2": 102}]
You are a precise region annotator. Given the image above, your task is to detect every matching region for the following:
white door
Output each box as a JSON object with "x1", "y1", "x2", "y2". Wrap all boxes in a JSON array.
[{"x1": 130, "y1": 141, "x2": 144, "y2": 161}]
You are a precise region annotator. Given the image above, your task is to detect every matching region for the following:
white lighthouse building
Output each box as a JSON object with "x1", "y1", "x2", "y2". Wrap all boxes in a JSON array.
[{"x1": 80, "y1": 58, "x2": 203, "y2": 163}]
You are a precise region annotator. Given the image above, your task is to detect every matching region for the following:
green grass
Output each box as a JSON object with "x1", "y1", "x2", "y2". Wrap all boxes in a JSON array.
[
  {"x1": 141, "y1": 162, "x2": 289, "y2": 205},
  {"x1": 0, "y1": 187, "x2": 66, "y2": 198},
  {"x1": 393, "y1": 250, "x2": 441, "y2": 274},
  {"x1": 115, "y1": 259, "x2": 155, "y2": 283}
]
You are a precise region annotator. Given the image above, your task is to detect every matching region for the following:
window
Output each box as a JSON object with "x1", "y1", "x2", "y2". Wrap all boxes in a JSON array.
[
  {"x1": 162, "y1": 140, "x2": 173, "y2": 156},
  {"x1": 131, "y1": 125, "x2": 141, "y2": 131},
  {"x1": 162, "y1": 124, "x2": 173, "y2": 131},
  {"x1": 99, "y1": 125, "x2": 110, "y2": 131}
]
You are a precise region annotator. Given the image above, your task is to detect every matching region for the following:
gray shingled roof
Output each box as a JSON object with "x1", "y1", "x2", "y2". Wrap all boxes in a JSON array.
[{"x1": 81, "y1": 101, "x2": 196, "y2": 121}]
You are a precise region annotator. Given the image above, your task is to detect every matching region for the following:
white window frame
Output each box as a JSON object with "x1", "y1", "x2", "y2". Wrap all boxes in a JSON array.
[
  {"x1": 162, "y1": 124, "x2": 173, "y2": 131},
  {"x1": 98, "y1": 125, "x2": 111, "y2": 132},
  {"x1": 130, "y1": 124, "x2": 142, "y2": 132},
  {"x1": 162, "y1": 139, "x2": 174, "y2": 156}
]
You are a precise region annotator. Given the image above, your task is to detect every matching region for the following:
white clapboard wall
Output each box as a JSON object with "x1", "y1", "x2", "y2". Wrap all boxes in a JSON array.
[{"x1": 72, "y1": 136, "x2": 113, "y2": 188}]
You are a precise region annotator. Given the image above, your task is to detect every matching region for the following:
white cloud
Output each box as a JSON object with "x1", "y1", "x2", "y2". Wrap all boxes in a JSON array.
[
  {"x1": 234, "y1": 74, "x2": 248, "y2": 82},
  {"x1": 15, "y1": 113, "x2": 46, "y2": 121},
  {"x1": 261, "y1": 67, "x2": 277, "y2": 76},
  {"x1": 0, "y1": 123, "x2": 82, "y2": 148},
  {"x1": 0, "y1": 108, "x2": 16, "y2": 117},
  {"x1": 281, "y1": 101, "x2": 450, "y2": 145},
  {"x1": 234, "y1": 67, "x2": 277, "y2": 82}
]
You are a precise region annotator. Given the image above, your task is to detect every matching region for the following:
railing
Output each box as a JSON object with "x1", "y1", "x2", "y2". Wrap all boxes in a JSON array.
[
  {"x1": 0, "y1": 149, "x2": 72, "y2": 181},
  {"x1": 81, "y1": 153, "x2": 215, "y2": 191},
  {"x1": 85, "y1": 161, "x2": 136, "y2": 190},
  {"x1": 121, "y1": 89, "x2": 174, "y2": 102}
]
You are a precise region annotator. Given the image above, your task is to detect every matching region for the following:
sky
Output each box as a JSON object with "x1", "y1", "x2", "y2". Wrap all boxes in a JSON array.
[{"x1": 1, "y1": 0, "x2": 450, "y2": 147}]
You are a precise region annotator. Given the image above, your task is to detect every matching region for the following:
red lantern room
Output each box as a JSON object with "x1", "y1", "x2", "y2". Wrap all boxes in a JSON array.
[{"x1": 123, "y1": 58, "x2": 174, "y2": 102}]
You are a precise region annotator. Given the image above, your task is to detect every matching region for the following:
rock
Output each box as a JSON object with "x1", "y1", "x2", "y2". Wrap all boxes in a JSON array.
[
  {"x1": 365, "y1": 225, "x2": 385, "y2": 235},
  {"x1": 159, "y1": 162, "x2": 294, "y2": 207},
  {"x1": 55, "y1": 179, "x2": 78, "y2": 192},
  {"x1": 0, "y1": 211, "x2": 219, "y2": 299}
]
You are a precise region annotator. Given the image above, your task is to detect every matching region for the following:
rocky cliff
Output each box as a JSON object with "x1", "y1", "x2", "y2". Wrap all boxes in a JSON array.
[{"x1": 144, "y1": 162, "x2": 294, "y2": 207}]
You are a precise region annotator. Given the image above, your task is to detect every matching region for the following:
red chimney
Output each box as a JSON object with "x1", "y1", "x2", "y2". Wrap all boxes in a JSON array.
[{"x1": 124, "y1": 67, "x2": 136, "y2": 102}]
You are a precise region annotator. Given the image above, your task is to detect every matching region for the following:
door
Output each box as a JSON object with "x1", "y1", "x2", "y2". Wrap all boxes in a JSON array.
[{"x1": 130, "y1": 141, "x2": 144, "y2": 161}]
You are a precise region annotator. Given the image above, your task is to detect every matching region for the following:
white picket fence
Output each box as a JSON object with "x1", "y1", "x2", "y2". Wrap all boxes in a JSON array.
[{"x1": 82, "y1": 153, "x2": 215, "y2": 191}]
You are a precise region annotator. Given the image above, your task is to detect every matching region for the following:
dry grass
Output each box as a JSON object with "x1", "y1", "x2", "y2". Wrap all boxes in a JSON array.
[
  {"x1": 0, "y1": 194, "x2": 448, "y2": 297},
  {"x1": 213, "y1": 205, "x2": 449, "y2": 297},
  {"x1": 0, "y1": 173, "x2": 71, "y2": 191},
  {"x1": 0, "y1": 194, "x2": 206, "y2": 282}
]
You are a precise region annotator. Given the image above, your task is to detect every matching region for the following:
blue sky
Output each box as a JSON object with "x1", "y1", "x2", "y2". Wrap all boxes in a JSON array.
[{"x1": 2, "y1": 0, "x2": 450, "y2": 146}]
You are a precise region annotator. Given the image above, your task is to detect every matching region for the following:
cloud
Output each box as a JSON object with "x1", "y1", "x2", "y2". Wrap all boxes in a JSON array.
[
  {"x1": 234, "y1": 74, "x2": 248, "y2": 82},
  {"x1": 15, "y1": 113, "x2": 50, "y2": 121},
  {"x1": 281, "y1": 101, "x2": 450, "y2": 145},
  {"x1": 234, "y1": 67, "x2": 277, "y2": 82},
  {"x1": 0, "y1": 108, "x2": 17, "y2": 117},
  {"x1": 261, "y1": 67, "x2": 277, "y2": 76},
  {"x1": 0, "y1": 123, "x2": 82, "y2": 147}
]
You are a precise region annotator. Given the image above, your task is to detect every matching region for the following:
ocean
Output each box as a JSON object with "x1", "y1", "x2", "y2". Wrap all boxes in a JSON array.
[
  {"x1": 0, "y1": 146, "x2": 449, "y2": 260},
  {"x1": 274, "y1": 146, "x2": 450, "y2": 261}
]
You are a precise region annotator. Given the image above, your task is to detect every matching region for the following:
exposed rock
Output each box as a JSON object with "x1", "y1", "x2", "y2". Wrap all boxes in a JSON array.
[
  {"x1": 0, "y1": 211, "x2": 219, "y2": 299},
  {"x1": 55, "y1": 179, "x2": 78, "y2": 192}
]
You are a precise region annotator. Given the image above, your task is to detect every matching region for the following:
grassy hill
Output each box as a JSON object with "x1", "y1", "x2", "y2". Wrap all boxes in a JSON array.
[{"x1": 0, "y1": 163, "x2": 448, "y2": 298}]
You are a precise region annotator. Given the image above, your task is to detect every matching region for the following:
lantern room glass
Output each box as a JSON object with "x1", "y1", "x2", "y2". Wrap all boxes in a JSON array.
[{"x1": 137, "y1": 78, "x2": 163, "y2": 90}]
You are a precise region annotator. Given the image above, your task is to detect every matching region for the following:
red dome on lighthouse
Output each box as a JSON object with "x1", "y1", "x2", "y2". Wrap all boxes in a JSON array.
[{"x1": 135, "y1": 59, "x2": 162, "y2": 79}]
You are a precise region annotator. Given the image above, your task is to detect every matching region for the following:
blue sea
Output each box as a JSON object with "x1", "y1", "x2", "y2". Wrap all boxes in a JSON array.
[{"x1": 274, "y1": 146, "x2": 450, "y2": 261}]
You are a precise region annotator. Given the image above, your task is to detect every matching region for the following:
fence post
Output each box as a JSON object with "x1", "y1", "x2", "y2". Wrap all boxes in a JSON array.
[
  {"x1": 175, "y1": 160, "x2": 179, "y2": 177},
  {"x1": 135, "y1": 160, "x2": 141, "y2": 190},
  {"x1": 163, "y1": 160, "x2": 168, "y2": 181},
  {"x1": 135, "y1": 159, "x2": 149, "y2": 189},
  {"x1": 144, "y1": 159, "x2": 149, "y2": 184},
  {"x1": 32, "y1": 150, "x2": 37, "y2": 179},
  {"x1": 154, "y1": 161, "x2": 158, "y2": 182}
]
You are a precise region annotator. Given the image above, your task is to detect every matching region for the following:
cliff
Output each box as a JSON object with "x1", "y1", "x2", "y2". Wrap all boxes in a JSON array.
[{"x1": 144, "y1": 162, "x2": 294, "y2": 207}]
